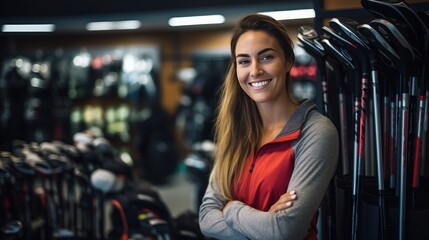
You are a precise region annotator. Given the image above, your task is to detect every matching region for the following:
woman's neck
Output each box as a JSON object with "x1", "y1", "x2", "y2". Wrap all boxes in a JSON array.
[
  {"x1": 257, "y1": 96, "x2": 298, "y2": 147},
  {"x1": 258, "y1": 96, "x2": 297, "y2": 128}
]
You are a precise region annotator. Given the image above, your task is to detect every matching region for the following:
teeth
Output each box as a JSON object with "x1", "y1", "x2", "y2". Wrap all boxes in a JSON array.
[{"x1": 250, "y1": 80, "x2": 269, "y2": 87}]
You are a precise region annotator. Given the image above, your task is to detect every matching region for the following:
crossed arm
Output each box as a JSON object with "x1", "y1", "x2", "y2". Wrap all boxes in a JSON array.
[{"x1": 199, "y1": 181, "x2": 297, "y2": 240}]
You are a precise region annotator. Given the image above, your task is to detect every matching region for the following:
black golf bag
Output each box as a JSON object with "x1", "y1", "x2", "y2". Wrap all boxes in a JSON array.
[{"x1": 108, "y1": 181, "x2": 173, "y2": 240}]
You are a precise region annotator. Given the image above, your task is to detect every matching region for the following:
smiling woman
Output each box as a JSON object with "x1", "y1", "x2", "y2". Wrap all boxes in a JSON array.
[{"x1": 199, "y1": 13, "x2": 339, "y2": 240}]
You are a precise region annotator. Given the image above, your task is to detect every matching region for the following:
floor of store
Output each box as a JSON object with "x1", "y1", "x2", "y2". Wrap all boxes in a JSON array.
[{"x1": 153, "y1": 166, "x2": 197, "y2": 217}]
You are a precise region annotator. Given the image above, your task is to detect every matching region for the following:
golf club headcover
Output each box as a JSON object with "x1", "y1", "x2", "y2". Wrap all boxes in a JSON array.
[
  {"x1": 73, "y1": 132, "x2": 93, "y2": 145},
  {"x1": 40, "y1": 142, "x2": 61, "y2": 156},
  {"x1": 90, "y1": 168, "x2": 124, "y2": 193}
]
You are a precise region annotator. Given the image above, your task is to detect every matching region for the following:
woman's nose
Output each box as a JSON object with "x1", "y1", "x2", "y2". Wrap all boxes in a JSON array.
[{"x1": 250, "y1": 63, "x2": 263, "y2": 77}]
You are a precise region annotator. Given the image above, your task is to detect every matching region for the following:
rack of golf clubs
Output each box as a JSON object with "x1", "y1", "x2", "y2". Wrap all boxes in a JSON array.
[
  {"x1": 297, "y1": 0, "x2": 429, "y2": 239},
  {"x1": 0, "y1": 130, "x2": 195, "y2": 240}
]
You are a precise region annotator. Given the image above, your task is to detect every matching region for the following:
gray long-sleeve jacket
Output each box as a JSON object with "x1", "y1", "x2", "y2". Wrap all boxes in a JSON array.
[{"x1": 199, "y1": 100, "x2": 339, "y2": 240}]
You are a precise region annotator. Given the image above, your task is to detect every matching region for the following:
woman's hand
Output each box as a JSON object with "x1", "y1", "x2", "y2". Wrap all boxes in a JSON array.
[
  {"x1": 268, "y1": 190, "x2": 297, "y2": 213},
  {"x1": 223, "y1": 200, "x2": 234, "y2": 212}
]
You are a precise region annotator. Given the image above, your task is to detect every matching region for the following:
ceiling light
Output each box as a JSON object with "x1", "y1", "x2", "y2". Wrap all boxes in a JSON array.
[
  {"x1": 259, "y1": 9, "x2": 315, "y2": 21},
  {"x1": 168, "y1": 14, "x2": 225, "y2": 27},
  {"x1": 86, "y1": 20, "x2": 141, "y2": 31},
  {"x1": 2, "y1": 24, "x2": 55, "y2": 32}
]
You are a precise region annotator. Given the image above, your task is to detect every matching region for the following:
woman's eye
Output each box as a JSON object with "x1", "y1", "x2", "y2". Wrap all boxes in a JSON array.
[
  {"x1": 237, "y1": 59, "x2": 250, "y2": 65},
  {"x1": 260, "y1": 55, "x2": 273, "y2": 62}
]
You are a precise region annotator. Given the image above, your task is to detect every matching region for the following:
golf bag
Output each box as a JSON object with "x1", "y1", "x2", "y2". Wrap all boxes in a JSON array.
[
  {"x1": 171, "y1": 210, "x2": 206, "y2": 240},
  {"x1": 108, "y1": 181, "x2": 173, "y2": 240}
]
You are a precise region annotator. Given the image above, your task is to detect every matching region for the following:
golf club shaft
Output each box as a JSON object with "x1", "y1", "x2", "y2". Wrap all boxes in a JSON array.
[
  {"x1": 399, "y1": 92, "x2": 409, "y2": 240},
  {"x1": 351, "y1": 97, "x2": 361, "y2": 240},
  {"x1": 371, "y1": 68, "x2": 386, "y2": 239},
  {"x1": 413, "y1": 96, "x2": 425, "y2": 189},
  {"x1": 352, "y1": 76, "x2": 368, "y2": 240},
  {"x1": 422, "y1": 90, "x2": 429, "y2": 176}
]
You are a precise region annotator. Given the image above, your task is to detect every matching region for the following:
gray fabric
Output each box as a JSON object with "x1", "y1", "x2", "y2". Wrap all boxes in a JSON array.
[{"x1": 199, "y1": 100, "x2": 339, "y2": 240}]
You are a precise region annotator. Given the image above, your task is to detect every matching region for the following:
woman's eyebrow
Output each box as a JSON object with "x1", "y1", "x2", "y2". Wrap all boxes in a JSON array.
[
  {"x1": 257, "y1": 48, "x2": 275, "y2": 55},
  {"x1": 235, "y1": 53, "x2": 249, "y2": 58},
  {"x1": 235, "y1": 48, "x2": 276, "y2": 58}
]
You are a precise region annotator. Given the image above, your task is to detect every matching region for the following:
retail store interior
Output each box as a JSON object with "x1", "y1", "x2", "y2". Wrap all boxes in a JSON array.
[{"x1": 1, "y1": 0, "x2": 429, "y2": 239}]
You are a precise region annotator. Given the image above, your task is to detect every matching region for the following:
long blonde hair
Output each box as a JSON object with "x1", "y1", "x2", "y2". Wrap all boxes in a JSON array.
[{"x1": 212, "y1": 14, "x2": 295, "y2": 199}]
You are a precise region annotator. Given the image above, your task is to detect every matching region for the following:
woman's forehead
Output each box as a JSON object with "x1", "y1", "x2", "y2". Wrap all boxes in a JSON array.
[{"x1": 235, "y1": 31, "x2": 282, "y2": 56}]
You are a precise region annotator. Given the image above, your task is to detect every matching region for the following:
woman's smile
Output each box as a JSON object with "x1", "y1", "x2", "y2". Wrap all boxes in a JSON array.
[{"x1": 249, "y1": 79, "x2": 272, "y2": 88}]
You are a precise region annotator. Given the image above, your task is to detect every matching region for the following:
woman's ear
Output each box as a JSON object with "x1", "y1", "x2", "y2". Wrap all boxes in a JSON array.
[{"x1": 285, "y1": 60, "x2": 293, "y2": 72}]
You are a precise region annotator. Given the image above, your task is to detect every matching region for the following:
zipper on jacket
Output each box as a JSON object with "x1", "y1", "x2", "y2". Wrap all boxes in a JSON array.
[
  {"x1": 249, "y1": 162, "x2": 255, "y2": 173},
  {"x1": 249, "y1": 149, "x2": 258, "y2": 173}
]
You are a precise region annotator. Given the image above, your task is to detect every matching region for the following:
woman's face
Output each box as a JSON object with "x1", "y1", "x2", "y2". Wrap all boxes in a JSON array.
[{"x1": 235, "y1": 30, "x2": 290, "y2": 104}]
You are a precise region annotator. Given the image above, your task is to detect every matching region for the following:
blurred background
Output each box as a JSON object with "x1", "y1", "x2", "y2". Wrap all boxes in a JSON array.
[
  {"x1": 0, "y1": 0, "x2": 325, "y2": 189},
  {"x1": 1, "y1": 0, "x2": 428, "y2": 239}
]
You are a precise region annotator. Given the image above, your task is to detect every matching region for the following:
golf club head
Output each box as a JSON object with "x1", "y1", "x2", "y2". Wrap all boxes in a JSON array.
[
  {"x1": 45, "y1": 156, "x2": 66, "y2": 175},
  {"x1": 297, "y1": 25, "x2": 326, "y2": 58},
  {"x1": 93, "y1": 137, "x2": 116, "y2": 163},
  {"x1": 0, "y1": 220, "x2": 23, "y2": 236},
  {"x1": 75, "y1": 141, "x2": 100, "y2": 166},
  {"x1": 1, "y1": 152, "x2": 35, "y2": 177},
  {"x1": 52, "y1": 141, "x2": 81, "y2": 163},
  {"x1": 11, "y1": 139, "x2": 28, "y2": 158},
  {"x1": 329, "y1": 18, "x2": 377, "y2": 67},
  {"x1": 369, "y1": 18, "x2": 416, "y2": 76},
  {"x1": 328, "y1": 18, "x2": 373, "y2": 59},
  {"x1": 47, "y1": 154, "x2": 74, "y2": 172},
  {"x1": 357, "y1": 23, "x2": 400, "y2": 68},
  {"x1": 40, "y1": 142, "x2": 61, "y2": 155},
  {"x1": 297, "y1": 25, "x2": 327, "y2": 77},
  {"x1": 8, "y1": 160, "x2": 36, "y2": 177},
  {"x1": 28, "y1": 157, "x2": 54, "y2": 176},
  {"x1": 321, "y1": 38, "x2": 356, "y2": 72},
  {"x1": 323, "y1": 25, "x2": 369, "y2": 76},
  {"x1": 0, "y1": 152, "x2": 12, "y2": 165},
  {"x1": 321, "y1": 38, "x2": 355, "y2": 94},
  {"x1": 361, "y1": 0, "x2": 428, "y2": 53}
]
